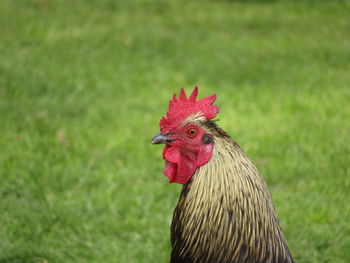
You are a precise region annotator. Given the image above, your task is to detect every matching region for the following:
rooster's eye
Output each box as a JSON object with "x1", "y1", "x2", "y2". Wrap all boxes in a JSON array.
[{"x1": 187, "y1": 128, "x2": 198, "y2": 138}]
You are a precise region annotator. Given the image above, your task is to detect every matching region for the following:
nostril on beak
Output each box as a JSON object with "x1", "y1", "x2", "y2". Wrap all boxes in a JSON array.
[
  {"x1": 151, "y1": 133, "x2": 176, "y2": 144},
  {"x1": 151, "y1": 133, "x2": 168, "y2": 144}
]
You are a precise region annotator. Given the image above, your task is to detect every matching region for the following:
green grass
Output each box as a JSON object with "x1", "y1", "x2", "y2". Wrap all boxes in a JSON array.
[{"x1": 1, "y1": 0, "x2": 349, "y2": 262}]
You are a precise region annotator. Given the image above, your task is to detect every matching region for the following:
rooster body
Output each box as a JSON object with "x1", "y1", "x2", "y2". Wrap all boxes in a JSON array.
[{"x1": 152, "y1": 87, "x2": 294, "y2": 263}]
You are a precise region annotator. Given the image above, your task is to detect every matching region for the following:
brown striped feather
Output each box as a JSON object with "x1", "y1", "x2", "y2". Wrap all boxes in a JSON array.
[{"x1": 170, "y1": 119, "x2": 294, "y2": 263}]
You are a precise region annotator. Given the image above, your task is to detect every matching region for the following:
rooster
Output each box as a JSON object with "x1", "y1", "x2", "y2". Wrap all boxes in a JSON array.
[{"x1": 151, "y1": 87, "x2": 295, "y2": 263}]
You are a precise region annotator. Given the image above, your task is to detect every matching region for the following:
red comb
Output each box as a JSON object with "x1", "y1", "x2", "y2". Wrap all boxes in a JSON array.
[{"x1": 160, "y1": 86, "x2": 219, "y2": 133}]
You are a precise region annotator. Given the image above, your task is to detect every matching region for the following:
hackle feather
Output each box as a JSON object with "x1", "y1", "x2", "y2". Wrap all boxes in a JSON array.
[{"x1": 170, "y1": 120, "x2": 294, "y2": 263}]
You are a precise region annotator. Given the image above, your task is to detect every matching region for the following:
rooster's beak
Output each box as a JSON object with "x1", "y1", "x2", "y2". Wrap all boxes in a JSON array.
[{"x1": 151, "y1": 133, "x2": 176, "y2": 144}]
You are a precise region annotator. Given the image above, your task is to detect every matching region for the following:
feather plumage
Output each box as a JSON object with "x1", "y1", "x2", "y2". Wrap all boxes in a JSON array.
[{"x1": 170, "y1": 120, "x2": 294, "y2": 263}]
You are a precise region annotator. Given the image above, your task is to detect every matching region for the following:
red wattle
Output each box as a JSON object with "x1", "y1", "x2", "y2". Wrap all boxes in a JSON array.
[
  {"x1": 176, "y1": 154, "x2": 197, "y2": 184},
  {"x1": 162, "y1": 144, "x2": 213, "y2": 184},
  {"x1": 163, "y1": 146, "x2": 180, "y2": 163},
  {"x1": 164, "y1": 161, "x2": 177, "y2": 182}
]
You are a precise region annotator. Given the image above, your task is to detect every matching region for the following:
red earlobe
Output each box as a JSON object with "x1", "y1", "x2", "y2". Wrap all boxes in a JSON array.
[{"x1": 196, "y1": 144, "x2": 213, "y2": 167}]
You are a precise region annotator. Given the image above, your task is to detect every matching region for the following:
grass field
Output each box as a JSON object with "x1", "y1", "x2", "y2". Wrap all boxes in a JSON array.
[{"x1": 1, "y1": 0, "x2": 350, "y2": 262}]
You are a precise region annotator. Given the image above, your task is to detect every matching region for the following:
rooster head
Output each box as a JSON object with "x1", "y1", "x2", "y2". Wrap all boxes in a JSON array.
[{"x1": 151, "y1": 86, "x2": 219, "y2": 184}]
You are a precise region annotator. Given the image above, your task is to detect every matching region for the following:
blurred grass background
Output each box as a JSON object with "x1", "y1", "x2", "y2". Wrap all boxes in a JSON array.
[{"x1": 1, "y1": 0, "x2": 350, "y2": 262}]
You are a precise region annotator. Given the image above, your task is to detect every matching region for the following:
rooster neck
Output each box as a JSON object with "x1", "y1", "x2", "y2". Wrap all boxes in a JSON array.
[{"x1": 170, "y1": 121, "x2": 294, "y2": 263}]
